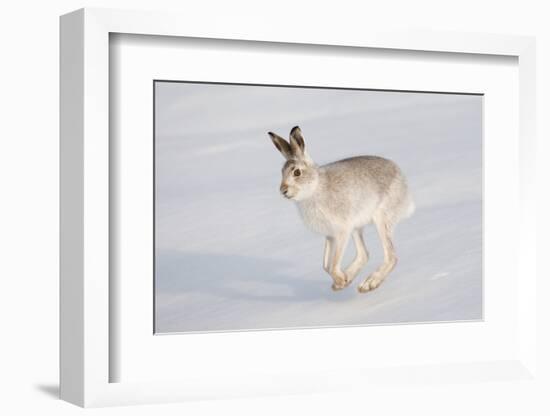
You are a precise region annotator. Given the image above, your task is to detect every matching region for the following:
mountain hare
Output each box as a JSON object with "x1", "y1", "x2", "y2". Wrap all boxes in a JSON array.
[{"x1": 269, "y1": 126, "x2": 414, "y2": 292}]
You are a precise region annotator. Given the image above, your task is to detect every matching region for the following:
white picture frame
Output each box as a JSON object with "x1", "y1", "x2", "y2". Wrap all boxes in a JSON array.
[{"x1": 60, "y1": 7, "x2": 537, "y2": 407}]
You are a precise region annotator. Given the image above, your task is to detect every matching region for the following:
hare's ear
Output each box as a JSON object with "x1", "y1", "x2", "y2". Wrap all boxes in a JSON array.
[
  {"x1": 268, "y1": 132, "x2": 293, "y2": 160},
  {"x1": 289, "y1": 126, "x2": 305, "y2": 157}
]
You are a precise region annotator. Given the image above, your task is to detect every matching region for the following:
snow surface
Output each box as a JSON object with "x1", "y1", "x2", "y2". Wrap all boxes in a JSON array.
[{"x1": 154, "y1": 82, "x2": 483, "y2": 333}]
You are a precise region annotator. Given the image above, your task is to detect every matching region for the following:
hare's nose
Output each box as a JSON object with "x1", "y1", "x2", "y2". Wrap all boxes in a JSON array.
[{"x1": 280, "y1": 184, "x2": 289, "y2": 195}]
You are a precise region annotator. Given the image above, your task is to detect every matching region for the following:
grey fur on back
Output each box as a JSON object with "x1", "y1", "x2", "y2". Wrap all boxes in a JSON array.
[{"x1": 297, "y1": 155, "x2": 413, "y2": 237}]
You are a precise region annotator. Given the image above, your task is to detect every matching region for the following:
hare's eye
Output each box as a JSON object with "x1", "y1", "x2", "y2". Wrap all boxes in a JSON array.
[{"x1": 293, "y1": 168, "x2": 301, "y2": 177}]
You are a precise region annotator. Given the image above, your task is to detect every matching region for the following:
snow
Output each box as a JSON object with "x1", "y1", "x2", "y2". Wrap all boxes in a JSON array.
[{"x1": 154, "y1": 82, "x2": 483, "y2": 333}]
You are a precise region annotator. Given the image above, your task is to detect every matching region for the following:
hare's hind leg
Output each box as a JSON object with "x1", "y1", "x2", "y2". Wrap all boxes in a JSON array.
[
  {"x1": 344, "y1": 228, "x2": 369, "y2": 285},
  {"x1": 358, "y1": 219, "x2": 397, "y2": 293}
]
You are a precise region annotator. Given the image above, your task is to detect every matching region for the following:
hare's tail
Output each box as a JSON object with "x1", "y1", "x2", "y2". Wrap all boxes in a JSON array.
[
  {"x1": 404, "y1": 196, "x2": 415, "y2": 219},
  {"x1": 378, "y1": 189, "x2": 414, "y2": 227}
]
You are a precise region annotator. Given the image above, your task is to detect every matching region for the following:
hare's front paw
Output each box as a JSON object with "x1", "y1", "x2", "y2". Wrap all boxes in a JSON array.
[
  {"x1": 330, "y1": 271, "x2": 349, "y2": 291},
  {"x1": 358, "y1": 273, "x2": 384, "y2": 293}
]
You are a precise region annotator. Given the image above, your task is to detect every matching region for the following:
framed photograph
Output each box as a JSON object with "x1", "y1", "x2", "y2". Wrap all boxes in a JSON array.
[{"x1": 60, "y1": 8, "x2": 538, "y2": 407}]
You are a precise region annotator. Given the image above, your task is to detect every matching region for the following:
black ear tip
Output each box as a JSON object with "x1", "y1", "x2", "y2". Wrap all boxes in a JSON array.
[
  {"x1": 290, "y1": 126, "x2": 301, "y2": 134},
  {"x1": 268, "y1": 131, "x2": 275, "y2": 138}
]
